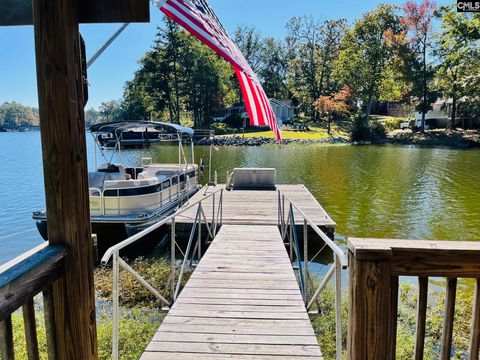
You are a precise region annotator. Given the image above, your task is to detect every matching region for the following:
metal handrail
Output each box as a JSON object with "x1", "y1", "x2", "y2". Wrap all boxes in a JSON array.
[
  {"x1": 103, "y1": 186, "x2": 223, "y2": 360},
  {"x1": 101, "y1": 187, "x2": 223, "y2": 264},
  {"x1": 278, "y1": 190, "x2": 346, "y2": 360},
  {"x1": 278, "y1": 191, "x2": 347, "y2": 267}
]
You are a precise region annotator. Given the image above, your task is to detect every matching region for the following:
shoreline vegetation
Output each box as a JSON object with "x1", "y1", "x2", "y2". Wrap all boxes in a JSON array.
[
  {"x1": 3, "y1": 118, "x2": 480, "y2": 149},
  {"x1": 9, "y1": 258, "x2": 478, "y2": 359},
  {"x1": 199, "y1": 115, "x2": 480, "y2": 148}
]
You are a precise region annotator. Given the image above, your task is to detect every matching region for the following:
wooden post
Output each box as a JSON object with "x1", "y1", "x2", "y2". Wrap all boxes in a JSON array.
[
  {"x1": 32, "y1": 0, "x2": 98, "y2": 358},
  {"x1": 348, "y1": 249, "x2": 394, "y2": 360}
]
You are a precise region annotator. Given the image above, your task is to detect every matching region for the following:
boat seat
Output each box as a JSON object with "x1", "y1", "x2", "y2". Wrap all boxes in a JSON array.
[{"x1": 104, "y1": 178, "x2": 157, "y2": 189}]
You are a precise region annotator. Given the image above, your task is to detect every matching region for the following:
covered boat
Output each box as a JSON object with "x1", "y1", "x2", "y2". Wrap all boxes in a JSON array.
[{"x1": 33, "y1": 121, "x2": 200, "y2": 258}]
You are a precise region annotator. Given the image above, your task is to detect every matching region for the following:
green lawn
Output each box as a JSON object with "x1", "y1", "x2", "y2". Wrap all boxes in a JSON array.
[{"x1": 228, "y1": 121, "x2": 351, "y2": 140}]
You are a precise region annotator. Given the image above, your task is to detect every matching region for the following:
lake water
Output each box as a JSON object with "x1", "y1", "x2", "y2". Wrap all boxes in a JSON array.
[{"x1": 1, "y1": 131, "x2": 479, "y2": 265}]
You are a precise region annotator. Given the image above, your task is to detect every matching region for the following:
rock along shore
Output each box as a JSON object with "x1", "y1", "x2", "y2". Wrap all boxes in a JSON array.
[{"x1": 195, "y1": 135, "x2": 350, "y2": 146}]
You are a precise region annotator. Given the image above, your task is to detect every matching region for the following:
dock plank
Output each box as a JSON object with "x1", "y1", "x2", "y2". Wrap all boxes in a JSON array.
[
  {"x1": 140, "y1": 225, "x2": 322, "y2": 359},
  {"x1": 175, "y1": 184, "x2": 335, "y2": 228}
]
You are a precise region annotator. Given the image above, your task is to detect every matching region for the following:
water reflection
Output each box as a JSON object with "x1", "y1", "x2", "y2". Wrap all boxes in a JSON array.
[{"x1": 1, "y1": 131, "x2": 479, "y2": 265}]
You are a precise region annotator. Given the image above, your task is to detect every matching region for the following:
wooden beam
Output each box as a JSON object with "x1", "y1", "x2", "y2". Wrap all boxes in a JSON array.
[
  {"x1": 348, "y1": 249, "x2": 394, "y2": 360},
  {"x1": 348, "y1": 238, "x2": 480, "y2": 278},
  {"x1": 32, "y1": 0, "x2": 98, "y2": 358},
  {"x1": 0, "y1": 0, "x2": 149, "y2": 26},
  {"x1": 0, "y1": 245, "x2": 67, "y2": 320},
  {"x1": 78, "y1": 0, "x2": 150, "y2": 24}
]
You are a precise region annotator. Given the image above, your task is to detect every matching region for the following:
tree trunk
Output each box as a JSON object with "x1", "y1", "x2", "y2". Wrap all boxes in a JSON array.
[
  {"x1": 451, "y1": 96, "x2": 457, "y2": 130},
  {"x1": 421, "y1": 37, "x2": 427, "y2": 133},
  {"x1": 365, "y1": 94, "x2": 373, "y2": 123},
  {"x1": 169, "y1": 22, "x2": 181, "y2": 125},
  {"x1": 327, "y1": 118, "x2": 331, "y2": 135}
]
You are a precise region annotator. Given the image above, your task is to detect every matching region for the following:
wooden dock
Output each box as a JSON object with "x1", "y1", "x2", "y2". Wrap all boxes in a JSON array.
[
  {"x1": 177, "y1": 184, "x2": 336, "y2": 228},
  {"x1": 141, "y1": 225, "x2": 323, "y2": 359}
]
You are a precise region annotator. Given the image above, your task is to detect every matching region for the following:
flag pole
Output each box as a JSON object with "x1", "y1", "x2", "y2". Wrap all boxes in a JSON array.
[{"x1": 209, "y1": 142, "x2": 212, "y2": 183}]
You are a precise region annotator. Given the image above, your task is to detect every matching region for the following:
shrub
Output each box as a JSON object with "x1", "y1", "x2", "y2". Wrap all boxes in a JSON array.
[
  {"x1": 309, "y1": 282, "x2": 476, "y2": 360},
  {"x1": 350, "y1": 112, "x2": 387, "y2": 142},
  {"x1": 10, "y1": 305, "x2": 161, "y2": 360},
  {"x1": 211, "y1": 122, "x2": 227, "y2": 134},
  {"x1": 95, "y1": 257, "x2": 191, "y2": 308},
  {"x1": 96, "y1": 307, "x2": 163, "y2": 360},
  {"x1": 382, "y1": 117, "x2": 407, "y2": 132},
  {"x1": 351, "y1": 113, "x2": 371, "y2": 141},
  {"x1": 369, "y1": 121, "x2": 386, "y2": 140},
  {"x1": 223, "y1": 112, "x2": 244, "y2": 128}
]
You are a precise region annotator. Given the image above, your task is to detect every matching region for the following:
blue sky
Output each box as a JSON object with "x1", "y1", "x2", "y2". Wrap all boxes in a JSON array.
[{"x1": 0, "y1": 0, "x2": 452, "y2": 109}]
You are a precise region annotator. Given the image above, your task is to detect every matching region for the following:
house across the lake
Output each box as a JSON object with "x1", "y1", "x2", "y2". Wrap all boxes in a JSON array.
[
  {"x1": 374, "y1": 98, "x2": 478, "y2": 129},
  {"x1": 214, "y1": 98, "x2": 295, "y2": 125},
  {"x1": 270, "y1": 99, "x2": 295, "y2": 125}
]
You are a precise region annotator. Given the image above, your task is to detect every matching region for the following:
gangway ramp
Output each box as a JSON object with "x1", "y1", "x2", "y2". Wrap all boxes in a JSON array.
[{"x1": 141, "y1": 224, "x2": 323, "y2": 359}]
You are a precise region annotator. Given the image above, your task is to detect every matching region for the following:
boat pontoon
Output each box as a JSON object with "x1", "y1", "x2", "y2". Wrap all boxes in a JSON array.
[{"x1": 33, "y1": 121, "x2": 200, "y2": 258}]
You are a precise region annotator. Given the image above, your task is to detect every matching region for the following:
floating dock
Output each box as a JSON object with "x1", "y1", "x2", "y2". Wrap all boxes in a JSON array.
[
  {"x1": 176, "y1": 184, "x2": 335, "y2": 237},
  {"x1": 141, "y1": 224, "x2": 323, "y2": 359}
]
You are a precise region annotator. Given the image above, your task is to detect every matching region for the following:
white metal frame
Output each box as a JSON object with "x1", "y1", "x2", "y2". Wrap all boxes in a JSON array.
[
  {"x1": 278, "y1": 190, "x2": 347, "y2": 360},
  {"x1": 101, "y1": 187, "x2": 223, "y2": 360}
]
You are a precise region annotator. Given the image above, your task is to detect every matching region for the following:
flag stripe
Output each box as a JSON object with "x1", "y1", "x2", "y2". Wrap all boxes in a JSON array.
[
  {"x1": 158, "y1": 0, "x2": 281, "y2": 142},
  {"x1": 236, "y1": 69, "x2": 258, "y2": 126}
]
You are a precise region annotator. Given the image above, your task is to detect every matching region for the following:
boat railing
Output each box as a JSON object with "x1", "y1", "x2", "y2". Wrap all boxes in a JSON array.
[
  {"x1": 99, "y1": 176, "x2": 197, "y2": 215},
  {"x1": 0, "y1": 242, "x2": 68, "y2": 359},
  {"x1": 277, "y1": 190, "x2": 347, "y2": 360},
  {"x1": 101, "y1": 186, "x2": 224, "y2": 360},
  {"x1": 348, "y1": 237, "x2": 480, "y2": 359}
]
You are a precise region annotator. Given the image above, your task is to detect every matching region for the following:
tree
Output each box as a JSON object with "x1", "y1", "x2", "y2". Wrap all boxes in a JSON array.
[
  {"x1": 85, "y1": 108, "x2": 101, "y2": 126},
  {"x1": 234, "y1": 25, "x2": 263, "y2": 72},
  {"x1": 434, "y1": 5, "x2": 480, "y2": 128},
  {"x1": 258, "y1": 37, "x2": 289, "y2": 99},
  {"x1": 233, "y1": 25, "x2": 264, "y2": 103},
  {"x1": 314, "y1": 85, "x2": 353, "y2": 134},
  {"x1": 181, "y1": 35, "x2": 234, "y2": 128},
  {"x1": 287, "y1": 17, "x2": 347, "y2": 120},
  {"x1": 335, "y1": 4, "x2": 402, "y2": 122},
  {"x1": 99, "y1": 100, "x2": 123, "y2": 123},
  {"x1": 122, "y1": 17, "x2": 235, "y2": 127},
  {"x1": 401, "y1": 0, "x2": 437, "y2": 132},
  {"x1": 0, "y1": 102, "x2": 39, "y2": 130}
]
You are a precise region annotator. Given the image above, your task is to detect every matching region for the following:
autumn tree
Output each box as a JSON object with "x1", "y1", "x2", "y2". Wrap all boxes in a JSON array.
[
  {"x1": 314, "y1": 85, "x2": 353, "y2": 134},
  {"x1": 401, "y1": 0, "x2": 437, "y2": 132}
]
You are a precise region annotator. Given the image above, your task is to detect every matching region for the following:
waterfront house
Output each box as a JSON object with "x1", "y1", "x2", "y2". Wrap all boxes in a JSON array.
[{"x1": 214, "y1": 99, "x2": 295, "y2": 125}]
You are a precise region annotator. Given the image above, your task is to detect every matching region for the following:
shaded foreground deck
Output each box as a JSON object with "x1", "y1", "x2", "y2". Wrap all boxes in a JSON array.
[{"x1": 141, "y1": 225, "x2": 323, "y2": 359}]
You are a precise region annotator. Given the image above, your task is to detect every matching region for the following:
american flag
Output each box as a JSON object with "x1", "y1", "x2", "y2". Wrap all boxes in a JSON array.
[{"x1": 156, "y1": 0, "x2": 282, "y2": 142}]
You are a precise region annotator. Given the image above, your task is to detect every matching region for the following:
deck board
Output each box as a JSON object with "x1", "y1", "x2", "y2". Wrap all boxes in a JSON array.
[
  {"x1": 176, "y1": 184, "x2": 335, "y2": 228},
  {"x1": 141, "y1": 225, "x2": 322, "y2": 359}
]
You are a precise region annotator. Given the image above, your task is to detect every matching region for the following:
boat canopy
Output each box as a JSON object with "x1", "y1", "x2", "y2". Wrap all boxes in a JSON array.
[{"x1": 89, "y1": 121, "x2": 194, "y2": 137}]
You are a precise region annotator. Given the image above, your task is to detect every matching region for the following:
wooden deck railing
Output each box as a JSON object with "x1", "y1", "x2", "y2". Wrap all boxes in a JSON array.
[
  {"x1": 348, "y1": 238, "x2": 480, "y2": 360},
  {"x1": 0, "y1": 243, "x2": 68, "y2": 359}
]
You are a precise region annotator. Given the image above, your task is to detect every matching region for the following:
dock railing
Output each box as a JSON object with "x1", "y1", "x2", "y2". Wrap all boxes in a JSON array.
[
  {"x1": 278, "y1": 190, "x2": 347, "y2": 360},
  {"x1": 0, "y1": 243, "x2": 68, "y2": 359},
  {"x1": 101, "y1": 187, "x2": 223, "y2": 360},
  {"x1": 348, "y1": 238, "x2": 480, "y2": 360}
]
